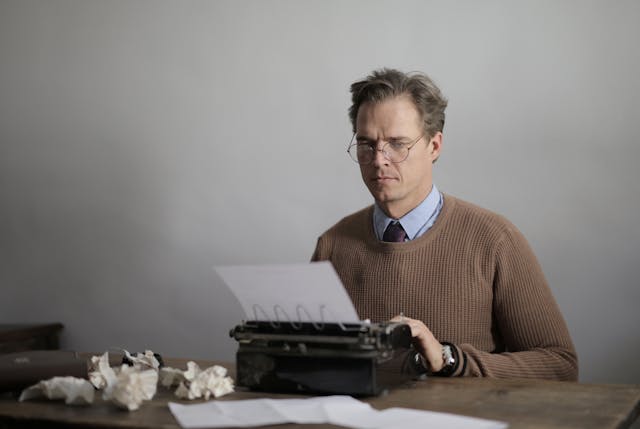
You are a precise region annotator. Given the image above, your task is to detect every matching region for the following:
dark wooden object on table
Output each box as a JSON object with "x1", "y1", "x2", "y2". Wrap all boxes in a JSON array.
[{"x1": 0, "y1": 324, "x2": 64, "y2": 354}]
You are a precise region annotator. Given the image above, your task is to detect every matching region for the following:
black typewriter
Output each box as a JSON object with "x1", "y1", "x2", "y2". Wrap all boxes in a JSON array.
[{"x1": 229, "y1": 320, "x2": 420, "y2": 396}]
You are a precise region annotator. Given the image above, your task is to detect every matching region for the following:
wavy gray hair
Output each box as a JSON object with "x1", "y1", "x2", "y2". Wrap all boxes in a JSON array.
[{"x1": 349, "y1": 68, "x2": 448, "y2": 139}]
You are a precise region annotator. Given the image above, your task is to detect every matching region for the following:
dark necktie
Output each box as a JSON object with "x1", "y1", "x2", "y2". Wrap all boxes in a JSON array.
[{"x1": 383, "y1": 222, "x2": 407, "y2": 242}]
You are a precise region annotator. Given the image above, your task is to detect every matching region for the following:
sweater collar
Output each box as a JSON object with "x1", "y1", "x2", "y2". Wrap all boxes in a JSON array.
[{"x1": 373, "y1": 184, "x2": 442, "y2": 241}]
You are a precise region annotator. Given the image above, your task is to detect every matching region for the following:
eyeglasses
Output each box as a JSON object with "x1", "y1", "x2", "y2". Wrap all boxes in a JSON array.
[{"x1": 347, "y1": 134, "x2": 425, "y2": 165}]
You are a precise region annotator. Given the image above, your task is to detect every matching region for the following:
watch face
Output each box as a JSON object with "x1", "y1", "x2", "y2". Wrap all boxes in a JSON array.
[
  {"x1": 443, "y1": 345, "x2": 454, "y2": 363},
  {"x1": 439, "y1": 345, "x2": 456, "y2": 376}
]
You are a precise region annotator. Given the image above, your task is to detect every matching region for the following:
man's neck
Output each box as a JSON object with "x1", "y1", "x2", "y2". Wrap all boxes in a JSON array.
[
  {"x1": 378, "y1": 188, "x2": 433, "y2": 220},
  {"x1": 379, "y1": 204, "x2": 410, "y2": 220}
]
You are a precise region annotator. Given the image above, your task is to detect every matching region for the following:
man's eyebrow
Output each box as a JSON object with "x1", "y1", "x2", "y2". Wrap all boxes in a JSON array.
[
  {"x1": 356, "y1": 135, "x2": 410, "y2": 142},
  {"x1": 355, "y1": 135, "x2": 375, "y2": 142}
]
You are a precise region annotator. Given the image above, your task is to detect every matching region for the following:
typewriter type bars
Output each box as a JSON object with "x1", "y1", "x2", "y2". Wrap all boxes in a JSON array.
[{"x1": 230, "y1": 320, "x2": 408, "y2": 360}]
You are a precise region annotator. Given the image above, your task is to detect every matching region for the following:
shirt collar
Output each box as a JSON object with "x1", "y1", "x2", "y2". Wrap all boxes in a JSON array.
[{"x1": 373, "y1": 184, "x2": 441, "y2": 241}]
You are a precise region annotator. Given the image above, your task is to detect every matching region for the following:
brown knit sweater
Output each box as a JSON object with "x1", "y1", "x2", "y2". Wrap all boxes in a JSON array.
[{"x1": 312, "y1": 194, "x2": 578, "y2": 380}]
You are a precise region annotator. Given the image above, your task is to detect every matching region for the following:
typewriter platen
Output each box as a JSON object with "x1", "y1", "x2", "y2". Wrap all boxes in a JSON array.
[{"x1": 229, "y1": 321, "x2": 421, "y2": 396}]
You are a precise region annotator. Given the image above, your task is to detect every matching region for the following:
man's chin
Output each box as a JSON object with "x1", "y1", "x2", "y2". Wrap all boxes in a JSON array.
[{"x1": 369, "y1": 191, "x2": 396, "y2": 206}]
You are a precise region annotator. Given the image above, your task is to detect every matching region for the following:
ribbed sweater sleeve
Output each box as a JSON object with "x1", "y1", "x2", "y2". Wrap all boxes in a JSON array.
[{"x1": 311, "y1": 195, "x2": 578, "y2": 381}]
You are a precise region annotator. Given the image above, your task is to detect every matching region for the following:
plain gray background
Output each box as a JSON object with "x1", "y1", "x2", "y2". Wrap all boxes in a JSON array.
[{"x1": 1, "y1": 0, "x2": 638, "y2": 384}]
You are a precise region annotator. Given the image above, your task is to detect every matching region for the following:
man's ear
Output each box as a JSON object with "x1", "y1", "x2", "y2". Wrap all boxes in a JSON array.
[{"x1": 429, "y1": 132, "x2": 443, "y2": 163}]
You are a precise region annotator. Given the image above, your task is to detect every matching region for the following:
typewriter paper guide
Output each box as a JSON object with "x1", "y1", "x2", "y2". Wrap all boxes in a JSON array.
[{"x1": 214, "y1": 262, "x2": 360, "y2": 323}]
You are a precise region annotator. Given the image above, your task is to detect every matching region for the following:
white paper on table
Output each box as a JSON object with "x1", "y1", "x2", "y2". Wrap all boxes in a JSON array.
[
  {"x1": 169, "y1": 396, "x2": 341, "y2": 428},
  {"x1": 269, "y1": 395, "x2": 361, "y2": 424},
  {"x1": 214, "y1": 261, "x2": 360, "y2": 323},
  {"x1": 318, "y1": 397, "x2": 379, "y2": 427},
  {"x1": 365, "y1": 407, "x2": 509, "y2": 429},
  {"x1": 169, "y1": 399, "x2": 292, "y2": 428},
  {"x1": 213, "y1": 398, "x2": 291, "y2": 426},
  {"x1": 169, "y1": 402, "x2": 247, "y2": 428},
  {"x1": 168, "y1": 395, "x2": 509, "y2": 429}
]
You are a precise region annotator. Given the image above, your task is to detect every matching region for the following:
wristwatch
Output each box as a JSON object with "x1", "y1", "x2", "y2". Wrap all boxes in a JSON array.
[
  {"x1": 412, "y1": 342, "x2": 458, "y2": 377},
  {"x1": 435, "y1": 343, "x2": 456, "y2": 377}
]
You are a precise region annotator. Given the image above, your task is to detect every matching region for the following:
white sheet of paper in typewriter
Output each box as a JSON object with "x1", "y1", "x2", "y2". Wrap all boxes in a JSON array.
[{"x1": 214, "y1": 261, "x2": 360, "y2": 324}]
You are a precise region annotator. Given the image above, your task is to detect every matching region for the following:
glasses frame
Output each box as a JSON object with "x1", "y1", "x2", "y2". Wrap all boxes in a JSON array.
[{"x1": 347, "y1": 133, "x2": 426, "y2": 165}]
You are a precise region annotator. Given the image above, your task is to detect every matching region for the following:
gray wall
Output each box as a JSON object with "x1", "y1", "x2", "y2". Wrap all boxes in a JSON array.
[{"x1": 1, "y1": 0, "x2": 638, "y2": 384}]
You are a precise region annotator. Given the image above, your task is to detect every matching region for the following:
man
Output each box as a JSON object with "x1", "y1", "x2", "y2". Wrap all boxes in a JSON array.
[{"x1": 312, "y1": 68, "x2": 578, "y2": 380}]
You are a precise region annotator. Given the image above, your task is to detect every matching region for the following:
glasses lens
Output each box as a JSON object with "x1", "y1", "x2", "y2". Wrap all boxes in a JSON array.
[
  {"x1": 384, "y1": 142, "x2": 409, "y2": 163},
  {"x1": 348, "y1": 144, "x2": 372, "y2": 164},
  {"x1": 356, "y1": 145, "x2": 374, "y2": 164}
]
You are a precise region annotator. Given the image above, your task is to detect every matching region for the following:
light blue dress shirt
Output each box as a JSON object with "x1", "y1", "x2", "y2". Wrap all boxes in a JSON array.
[{"x1": 373, "y1": 184, "x2": 443, "y2": 241}]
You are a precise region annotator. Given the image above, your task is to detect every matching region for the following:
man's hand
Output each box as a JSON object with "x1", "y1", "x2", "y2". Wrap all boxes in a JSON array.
[{"x1": 391, "y1": 314, "x2": 445, "y2": 373}]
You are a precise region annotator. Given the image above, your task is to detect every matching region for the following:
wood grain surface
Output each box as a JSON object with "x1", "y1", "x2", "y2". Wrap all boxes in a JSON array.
[{"x1": 0, "y1": 357, "x2": 638, "y2": 429}]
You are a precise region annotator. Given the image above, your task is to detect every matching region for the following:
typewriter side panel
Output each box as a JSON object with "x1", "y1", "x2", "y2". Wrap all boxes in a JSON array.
[{"x1": 236, "y1": 351, "x2": 378, "y2": 396}]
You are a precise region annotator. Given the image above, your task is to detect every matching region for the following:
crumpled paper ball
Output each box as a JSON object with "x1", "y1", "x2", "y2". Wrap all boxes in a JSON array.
[
  {"x1": 88, "y1": 351, "x2": 117, "y2": 390},
  {"x1": 88, "y1": 349, "x2": 162, "y2": 410},
  {"x1": 160, "y1": 361, "x2": 234, "y2": 400},
  {"x1": 19, "y1": 376, "x2": 95, "y2": 406},
  {"x1": 104, "y1": 364, "x2": 158, "y2": 411},
  {"x1": 122, "y1": 350, "x2": 161, "y2": 371}
]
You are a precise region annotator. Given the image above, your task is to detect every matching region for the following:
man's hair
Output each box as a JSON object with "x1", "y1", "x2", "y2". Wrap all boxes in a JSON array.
[{"x1": 348, "y1": 68, "x2": 448, "y2": 138}]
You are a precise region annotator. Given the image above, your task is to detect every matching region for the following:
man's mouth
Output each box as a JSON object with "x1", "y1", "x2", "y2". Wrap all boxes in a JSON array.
[
  {"x1": 372, "y1": 175, "x2": 396, "y2": 184},
  {"x1": 374, "y1": 174, "x2": 395, "y2": 180}
]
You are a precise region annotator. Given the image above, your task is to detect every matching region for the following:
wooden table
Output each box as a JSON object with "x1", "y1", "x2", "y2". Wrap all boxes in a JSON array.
[{"x1": 0, "y1": 357, "x2": 638, "y2": 429}]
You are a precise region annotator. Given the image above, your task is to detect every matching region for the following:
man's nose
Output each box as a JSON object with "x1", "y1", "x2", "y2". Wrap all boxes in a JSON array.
[{"x1": 371, "y1": 145, "x2": 389, "y2": 166}]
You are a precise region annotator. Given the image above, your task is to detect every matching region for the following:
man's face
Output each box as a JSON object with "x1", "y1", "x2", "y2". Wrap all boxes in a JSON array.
[{"x1": 355, "y1": 96, "x2": 441, "y2": 219}]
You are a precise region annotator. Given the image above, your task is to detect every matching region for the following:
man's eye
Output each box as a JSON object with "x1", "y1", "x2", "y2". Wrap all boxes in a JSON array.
[
  {"x1": 388, "y1": 141, "x2": 406, "y2": 150},
  {"x1": 357, "y1": 142, "x2": 374, "y2": 148}
]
